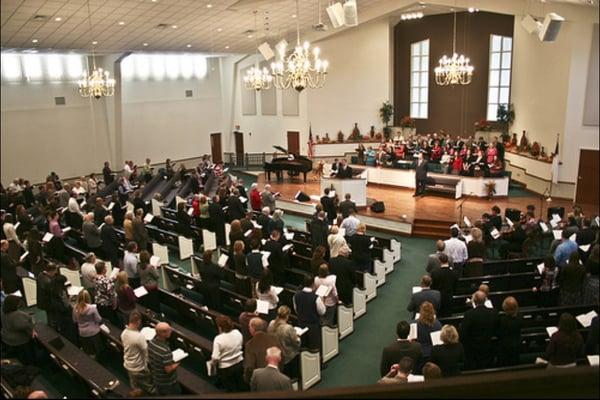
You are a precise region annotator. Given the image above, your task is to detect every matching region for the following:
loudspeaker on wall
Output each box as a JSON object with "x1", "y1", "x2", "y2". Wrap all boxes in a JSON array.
[
  {"x1": 538, "y1": 13, "x2": 564, "y2": 42},
  {"x1": 371, "y1": 201, "x2": 385, "y2": 213}
]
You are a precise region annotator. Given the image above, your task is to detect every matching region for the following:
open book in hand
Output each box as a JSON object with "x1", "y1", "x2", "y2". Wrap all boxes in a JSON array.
[
  {"x1": 144, "y1": 214, "x2": 154, "y2": 223},
  {"x1": 272, "y1": 286, "x2": 284, "y2": 295},
  {"x1": 294, "y1": 326, "x2": 309, "y2": 336},
  {"x1": 218, "y1": 254, "x2": 229, "y2": 268},
  {"x1": 140, "y1": 327, "x2": 156, "y2": 341},
  {"x1": 150, "y1": 256, "x2": 161, "y2": 267},
  {"x1": 315, "y1": 285, "x2": 331, "y2": 297},
  {"x1": 546, "y1": 326, "x2": 558, "y2": 337},
  {"x1": 67, "y1": 285, "x2": 84, "y2": 297},
  {"x1": 206, "y1": 361, "x2": 217, "y2": 377},
  {"x1": 172, "y1": 348, "x2": 189, "y2": 363},
  {"x1": 134, "y1": 286, "x2": 148, "y2": 298},
  {"x1": 539, "y1": 222, "x2": 549, "y2": 233},
  {"x1": 576, "y1": 310, "x2": 598, "y2": 328},
  {"x1": 490, "y1": 228, "x2": 500, "y2": 240},
  {"x1": 42, "y1": 232, "x2": 54, "y2": 242},
  {"x1": 256, "y1": 299, "x2": 270, "y2": 315},
  {"x1": 407, "y1": 323, "x2": 418, "y2": 341},
  {"x1": 430, "y1": 331, "x2": 442, "y2": 346}
]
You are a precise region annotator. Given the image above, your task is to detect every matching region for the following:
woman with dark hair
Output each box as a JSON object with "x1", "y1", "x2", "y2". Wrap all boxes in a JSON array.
[
  {"x1": 256, "y1": 270, "x2": 279, "y2": 322},
  {"x1": 232, "y1": 240, "x2": 251, "y2": 297},
  {"x1": 583, "y1": 244, "x2": 599, "y2": 305},
  {"x1": 115, "y1": 271, "x2": 137, "y2": 327},
  {"x1": 24, "y1": 228, "x2": 45, "y2": 276},
  {"x1": 210, "y1": 315, "x2": 245, "y2": 392},
  {"x1": 497, "y1": 296, "x2": 521, "y2": 366},
  {"x1": 15, "y1": 205, "x2": 33, "y2": 238},
  {"x1": 228, "y1": 220, "x2": 244, "y2": 253},
  {"x1": 138, "y1": 250, "x2": 160, "y2": 311},
  {"x1": 176, "y1": 201, "x2": 193, "y2": 238},
  {"x1": 311, "y1": 246, "x2": 327, "y2": 277},
  {"x1": 198, "y1": 250, "x2": 223, "y2": 310},
  {"x1": 1, "y1": 295, "x2": 36, "y2": 365},
  {"x1": 533, "y1": 256, "x2": 560, "y2": 307},
  {"x1": 545, "y1": 313, "x2": 584, "y2": 367},
  {"x1": 110, "y1": 193, "x2": 126, "y2": 227},
  {"x1": 558, "y1": 252, "x2": 586, "y2": 306}
]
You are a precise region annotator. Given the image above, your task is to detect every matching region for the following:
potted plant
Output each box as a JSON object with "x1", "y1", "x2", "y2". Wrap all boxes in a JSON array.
[
  {"x1": 496, "y1": 103, "x2": 515, "y2": 143},
  {"x1": 379, "y1": 101, "x2": 394, "y2": 140}
]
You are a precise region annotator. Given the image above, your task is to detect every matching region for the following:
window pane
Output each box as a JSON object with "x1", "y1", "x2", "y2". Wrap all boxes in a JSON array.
[
  {"x1": 421, "y1": 39, "x2": 429, "y2": 55},
  {"x1": 489, "y1": 70, "x2": 499, "y2": 86},
  {"x1": 23, "y1": 54, "x2": 43, "y2": 80},
  {"x1": 46, "y1": 54, "x2": 63, "y2": 80},
  {"x1": 501, "y1": 52, "x2": 511, "y2": 69},
  {"x1": 420, "y1": 103, "x2": 428, "y2": 119},
  {"x1": 65, "y1": 55, "x2": 83, "y2": 79},
  {"x1": 121, "y1": 56, "x2": 134, "y2": 80},
  {"x1": 420, "y1": 72, "x2": 428, "y2": 87},
  {"x1": 180, "y1": 55, "x2": 193, "y2": 79},
  {"x1": 500, "y1": 69, "x2": 511, "y2": 86},
  {"x1": 411, "y1": 88, "x2": 419, "y2": 102},
  {"x1": 412, "y1": 56, "x2": 420, "y2": 71},
  {"x1": 487, "y1": 104, "x2": 498, "y2": 121},
  {"x1": 411, "y1": 103, "x2": 419, "y2": 118},
  {"x1": 499, "y1": 87, "x2": 510, "y2": 103},
  {"x1": 193, "y1": 55, "x2": 207, "y2": 79},
  {"x1": 420, "y1": 56, "x2": 429, "y2": 72},
  {"x1": 411, "y1": 43, "x2": 421, "y2": 56},
  {"x1": 488, "y1": 87, "x2": 499, "y2": 103},
  {"x1": 150, "y1": 55, "x2": 165, "y2": 80},
  {"x1": 502, "y1": 37, "x2": 513, "y2": 51},
  {"x1": 420, "y1": 87, "x2": 428, "y2": 103},
  {"x1": 490, "y1": 53, "x2": 501, "y2": 69},
  {"x1": 2, "y1": 54, "x2": 22, "y2": 80},
  {"x1": 412, "y1": 72, "x2": 420, "y2": 87},
  {"x1": 491, "y1": 35, "x2": 502, "y2": 52},
  {"x1": 135, "y1": 55, "x2": 150, "y2": 80}
]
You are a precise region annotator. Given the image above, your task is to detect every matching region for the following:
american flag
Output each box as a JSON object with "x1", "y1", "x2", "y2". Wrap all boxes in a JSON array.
[{"x1": 307, "y1": 124, "x2": 314, "y2": 158}]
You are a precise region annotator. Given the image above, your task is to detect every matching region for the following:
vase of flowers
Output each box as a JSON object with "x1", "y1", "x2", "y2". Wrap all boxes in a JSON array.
[
  {"x1": 474, "y1": 119, "x2": 492, "y2": 132},
  {"x1": 399, "y1": 116, "x2": 416, "y2": 138}
]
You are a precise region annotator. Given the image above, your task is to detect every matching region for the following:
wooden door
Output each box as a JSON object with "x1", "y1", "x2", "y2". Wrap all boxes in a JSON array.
[
  {"x1": 575, "y1": 149, "x2": 599, "y2": 205},
  {"x1": 210, "y1": 133, "x2": 222, "y2": 164},
  {"x1": 234, "y1": 131, "x2": 244, "y2": 166},
  {"x1": 287, "y1": 131, "x2": 300, "y2": 155}
]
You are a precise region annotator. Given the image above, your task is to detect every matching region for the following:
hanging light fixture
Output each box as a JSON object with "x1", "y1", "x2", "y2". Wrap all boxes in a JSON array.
[
  {"x1": 78, "y1": 0, "x2": 115, "y2": 98},
  {"x1": 270, "y1": 0, "x2": 329, "y2": 92},
  {"x1": 244, "y1": 10, "x2": 273, "y2": 91},
  {"x1": 434, "y1": 11, "x2": 474, "y2": 86}
]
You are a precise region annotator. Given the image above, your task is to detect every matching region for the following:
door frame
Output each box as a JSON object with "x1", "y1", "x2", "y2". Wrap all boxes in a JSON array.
[{"x1": 210, "y1": 132, "x2": 222, "y2": 164}]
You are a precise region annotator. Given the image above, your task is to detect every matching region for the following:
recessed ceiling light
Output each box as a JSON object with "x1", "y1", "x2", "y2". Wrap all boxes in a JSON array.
[
  {"x1": 152, "y1": 0, "x2": 157, "y2": 2},
  {"x1": 292, "y1": 14, "x2": 297, "y2": 18},
  {"x1": 247, "y1": 34, "x2": 253, "y2": 38},
  {"x1": 143, "y1": 42, "x2": 149, "y2": 46},
  {"x1": 32, "y1": 39, "x2": 38, "y2": 43},
  {"x1": 54, "y1": 17, "x2": 62, "y2": 21},
  {"x1": 468, "y1": 7, "x2": 475, "y2": 12},
  {"x1": 186, "y1": 44, "x2": 192, "y2": 47},
  {"x1": 118, "y1": 21, "x2": 125, "y2": 25},
  {"x1": 206, "y1": 3, "x2": 213, "y2": 8},
  {"x1": 217, "y1": 28, "x2": 222, "y2": 32},
  {"x1": 171, "y1": 25, "x2": 178, "y2": 29},
  {"x1": 92, "y1": 40, "x2": 98, "y2": 45},
  {"x1": 225, "y1": 45, "x2": 230, "y2": 49}
]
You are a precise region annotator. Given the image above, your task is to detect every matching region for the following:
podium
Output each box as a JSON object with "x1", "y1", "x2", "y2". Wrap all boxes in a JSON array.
[{"x1": 320, "y1": 176, "x2": 367, "y2": 207}]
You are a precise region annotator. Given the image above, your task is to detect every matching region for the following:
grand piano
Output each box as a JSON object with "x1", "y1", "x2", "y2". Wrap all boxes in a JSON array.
[{"x1": 264, "y1": 145, "x2": 313, "y2": 183}]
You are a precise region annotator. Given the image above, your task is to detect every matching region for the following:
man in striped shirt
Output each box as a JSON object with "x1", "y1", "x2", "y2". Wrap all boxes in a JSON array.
[{"x1": 148, "y1": 322, "x2": 181, "y2": 395}]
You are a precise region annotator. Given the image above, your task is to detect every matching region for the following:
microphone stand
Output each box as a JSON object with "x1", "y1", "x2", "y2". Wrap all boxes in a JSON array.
[
  {"x1": 540, "y1": 188, "x2": 550, "y2": 220},
  {"x1": 457, "y1": 196, "x2": 469, "y2": 226}
]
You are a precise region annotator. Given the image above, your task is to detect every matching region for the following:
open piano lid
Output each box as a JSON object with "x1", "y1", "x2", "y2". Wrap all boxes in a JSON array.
[{"x1": 273, "y1": 145, "x2": 288, "y2": 154}]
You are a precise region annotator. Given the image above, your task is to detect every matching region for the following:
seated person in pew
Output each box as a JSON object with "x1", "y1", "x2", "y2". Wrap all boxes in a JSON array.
[
  {"x1": 378, "y1": 356, "x2": 414, "y2": 385},
  {"x1": 268, "y1": 305, "x2": 302, "y2": 379}
]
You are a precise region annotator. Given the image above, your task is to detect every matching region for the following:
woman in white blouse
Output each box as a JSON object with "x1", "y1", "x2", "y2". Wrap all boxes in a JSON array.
[
  {"x1": 314, "y1": 264, "x2": 339, "y2": 326},
  {"x1": 328, "y1": 226, "x2": 350, "y2": 258},
  {"x1": 68, "y1": 197, "x2": 85, "y2": 217},
  {"x1": 211, "y1": 316, "x2": 245, "y2": 392},
  {"x1": 256, "y1": 270, "x2": 279, "y2": 321}
]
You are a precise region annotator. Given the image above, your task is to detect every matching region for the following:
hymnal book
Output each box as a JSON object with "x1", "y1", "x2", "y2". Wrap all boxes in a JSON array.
[
  {"x1": 252, "y1": 221, "x2": 262, "y2": 229},
  {"x1": 412, "y1": 286, "x2": 422, "y2": 294},
  {"x1": 464, "y1": 234, "x2": 473, "y2": 244},
  {"x1": 141, "y1": 327, "x2": 156, "y2": 341},
  {"x1": 463, "y1": 216, "x2": 472, "y2": 228},
  {"x1": 587, "y1": 355, "x2": 599, "y2": 367},
  {"x1": 309, "y1": 195, "x2": 321, "y2": 202},
  {"x1": 294, "y1": 327, "x2": 309, "y2": 336},
  {"x1": 273, "y1": 286, "x2": 284, "y2": 295},
  {"x1": 490, "y1": 228, "x2": 500, "y2": 240},
  {"x1": 150, "y1": 256, "x2": 160, "y2": 267},
  {"x1": 110, "y1": 267, "x2": 120, "y2": 280},
  {"x1": 450, "y1": 224, "x2": 460, "y2": 231},
  {"x1": 552, "y1": 214, "x2": 561, "y2": 223},
  {"x1": 9, "y1": 290, "x2": 22, "y2": 297},
  {"x1": 28, "y1": 271, "x2": 34, "y2": 278},
  {"x1": 408, "y1": 323, "x2": 418, "y2": 341},
  {"x1": 42, "y1": 232, "x2": 54, "y2": 242},
  {"x1": 284, "y1": 232, "x2": 294, "y2": 241},
  {"x1": 576, "y1": 310, "x2": 598, "y2": 328},
  {"x1": 262, "y1": 254, "x2": 269, "y2": 267},
  {"x1": 244, "y1": 229, "x2": 254, "y2": 237},
  {"x1": 484, "y1": 299, "x2": 493, "y2": 309},
  {"x1": 206, "y1": 361, "x2": 217, "y2": 377},
  {"x1": 261, "y1": 239, "x2": 267, "y2": 245},
  {"x1": 62, "y1": 226, "x2": 72, "y2": 233},
  {"x1": 537, "y1": 263, "x2": 545, "y2": 275},
  {"x1": 172, "y1": 348, "x2": 189, "y2": 363},
  {"x1": 535, "y1": 357, "x2": 548, "y2": 365},
  {"x1": 328, "y1": 190, "x2": 336, "y2": 198},
  {"x1": 107, "y1": 202, "x2": 115, "y2": 211},
  {"x1": 134, "y1": 286, "x2": 148, "y2": 298},
  {"x1": 546, "y1": 326, "x2": 558, "y2": 337},
  {"x1": 256, "y1": 299, "x2": 270, "y2": 315},
  {"x1": 338, "y1": 228, "x2": 346, "y2": 237},
  {"x1": 315, "y1": 285, "x2": 331, "y2": 297},
  {"x1": 218, "y1": 254, "x2": 229, "y2": 267},
  {"x1": 430, "y1": 331, "x2": 443, "y2": 346},
  {"x1": 579, "y1": 244, "x2": 591, "y2": 252},
  {"x1": 14, "y1": 222, "x2": 20, "y2": 230},
  {"x1": 539, "y1": 222, "x2": 549, "y2": 232},
  {"x1": 144, "y1": 214, "x2": 154, "y2": 223},
  {"x1": 187, "y1": 207, "x2": 194, "y2": 216},
  {"x1": 100, "y1": 324, "x2": 110, "y2": 334},
  {"x1": 239, "y1": 197, "x2": 248, "y2": 204},
  {"x1": 98, "y1": 223, "x2": 106, "y2": 230},
  {"x1": 19, "y1": 251, "x2": 29, "y2": 262},
  {"x1": 550, "y1": 219, "x2": 558, "y2": 228},
  {"x1": 506, "y1": 218, "x2": 514, "y2": 228},
  {"x1": 282, "y1": 244, "x2": 293, "y2": 252},
  {"x1": 552, "y1": 230, "x2": 562, "y2": 240},
  {"x1": 569, "y1": 233, "x2": 576, "y2": 242},
  {"x1": 67, "y1": 285, "x2": 84, "y2": 297},
  {"x1": 407, "y1": 374, "x2": 425, "y2": 383}
]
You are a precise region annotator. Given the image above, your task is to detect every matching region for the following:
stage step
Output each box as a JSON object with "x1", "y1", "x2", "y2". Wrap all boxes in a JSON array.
[{"x1": 412, "y1": 218, "x2": 455, "y2": 239}]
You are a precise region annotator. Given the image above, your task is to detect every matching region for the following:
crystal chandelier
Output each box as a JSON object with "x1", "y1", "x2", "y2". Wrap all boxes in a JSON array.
[
  {"x1": 244, "y1": 11, "x2": 272, "y2": 91},
  {"x1": 434, "y1": 11, "x2": 474, "y2": 86},
  {"x1": 270, "y1": 0, "x2": 329, "y2": 92},
  {"x1": 78, "y1": 0, "x2": 116, "y2": 98}
]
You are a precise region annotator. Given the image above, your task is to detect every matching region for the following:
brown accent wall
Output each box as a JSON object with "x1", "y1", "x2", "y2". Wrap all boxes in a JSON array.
[{"x1": 393, "y1": 11, "x2": 514, "y2": 136}]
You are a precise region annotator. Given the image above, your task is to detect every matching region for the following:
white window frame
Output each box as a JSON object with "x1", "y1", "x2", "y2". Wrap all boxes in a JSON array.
[
  {"x1": 409, "y1": 39, "x2": 429, "y2": 119},
  {"x1": 487, "y1": 34, "x2": 513, "y2": 121}
]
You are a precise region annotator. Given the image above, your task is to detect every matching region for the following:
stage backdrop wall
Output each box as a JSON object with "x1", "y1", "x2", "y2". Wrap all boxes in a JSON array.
[{"x1": 393, "y1": 11, "x2": 514, "y2": 136}]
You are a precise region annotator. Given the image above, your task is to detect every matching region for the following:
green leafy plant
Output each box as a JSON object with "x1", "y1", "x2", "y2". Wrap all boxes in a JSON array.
[
  {"x1": 497, "y1": 103, "x2": 515, "y2": 141},
  {"x1": 379, "y1": 101, "x2": 394, "y2": 127}
]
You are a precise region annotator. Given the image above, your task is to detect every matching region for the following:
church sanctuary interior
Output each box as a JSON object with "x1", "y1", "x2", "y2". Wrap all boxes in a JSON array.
[{"x1": 1, "y1": 0, "x2": 600, "y2": 398}]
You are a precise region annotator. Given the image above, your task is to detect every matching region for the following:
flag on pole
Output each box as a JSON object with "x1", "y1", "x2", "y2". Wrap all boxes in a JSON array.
[
  {"x1": 551, "y1": 133, "x2": 560, "y2": 184},
  {"x1": 307, "y1": 124, "x2": 314, "y2": 158}
]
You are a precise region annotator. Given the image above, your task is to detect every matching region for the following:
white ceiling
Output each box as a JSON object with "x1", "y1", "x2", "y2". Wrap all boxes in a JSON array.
[{"x1": 0, "y1": 0, "x2": 597, "y2": 54}]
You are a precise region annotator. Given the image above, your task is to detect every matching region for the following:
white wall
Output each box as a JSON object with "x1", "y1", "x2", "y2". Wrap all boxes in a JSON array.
[{"x1": 121, "y1": 57, "x2": 223, "y2": 165}]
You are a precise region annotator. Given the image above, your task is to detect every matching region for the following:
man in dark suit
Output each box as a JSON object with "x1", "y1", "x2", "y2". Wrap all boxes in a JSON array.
[
  {"x1": 336, "y1": 159, "x2": 353, "y2": 179},
  {"x1": 320, "y1": 188, "x2": 337, "y2": 224},
  {"x1": 346, "y1": 223, "x2": 373, "y2": 273},
  {"x1": 460, "y1": 290, "x2": 499, "y2": 370},
  {"x1": 338, "y1": 193, "x2": 358, "y2": 219},
  {"x1": 330, "y1": 158, "x2": 340, "y2": 177},
  {"x1": 246, "y1": 240, "x2": 264, "y2": 283},
  {"x1": 309, "y1": 211, "x2": 329, "y2": 250},
  {"x1": 414, "y1": 152, "x2": 428, "y2": 197},
  {"x1": 243, "y1": 318, "x2": 281, "y2": 384},
  {"x1": 430, "y1": 253, "x2": 458, "y2": 318},
  {"x1": 293, "y1": 275, "x2": 326, "y2": 350},
  {"x1": 236, "y1": 179, "x2": 248, "y2": 210},
  {"x1": 227, "y1": 189, "x2": 245, "y2": 222},
  {"x1": 100, "y1": 216, "x2": 120, "y2": 267},
  {"x1": 208, "y1": 195, "x2": 226, "y2": 246},
  {"x1": 329, "y1": 247, "x2": 357, "y2": 305},
  {"x1": 262, "y1": 230, "x2": 285, "y2": 285},
  {"x1": 256, "y1": 207, "x2": 271, "y2": 238},
  {"x1": 380, "y1": 321, "x2": 423, "y2": 377},
  {"x1": 407, "y1": 275, "x2": 441, "y2": 317}
]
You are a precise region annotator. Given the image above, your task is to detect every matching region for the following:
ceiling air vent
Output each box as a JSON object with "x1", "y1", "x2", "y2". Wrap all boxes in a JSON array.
[
  {"x1": 32, "y1": 15, "x2": 49, "y2": 22},
  {"x1": 54, "y1": 97, "x2": 66, "y2": 106},
  {"x1": 185, "y1": 90, "x2": 193, "y2": 98}
]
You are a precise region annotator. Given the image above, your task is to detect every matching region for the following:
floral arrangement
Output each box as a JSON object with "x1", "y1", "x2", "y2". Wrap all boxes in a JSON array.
[
  {"x1": 399, "y1": 116, "x2": 415, "y2": 128},
  {"x1": 486, "y1": 181, "x2": 497, "y2": 200},
  {"x1": 474, "y1": 119, "x2": 492, "y2": 132}
]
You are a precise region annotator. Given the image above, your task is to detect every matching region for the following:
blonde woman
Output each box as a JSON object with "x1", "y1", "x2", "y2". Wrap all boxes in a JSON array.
[
  {"x1": 116, "y1": 271, "x2": 137, "y2": 327},
  {"x1": 430, "y1": 325, "x2": 465, "y2": 376},
  {"x1": 413, "y1": 301, "x2": 442, "y2": 360},
  {"x1": 124, "y1": 211, "x2": 134, "y2": 241},
  {"x1": 328, "y1": 226, "x2": 350, "y2": 258},
  {"x1": 72, "y1": 289, "x2": 103, "y2": 357},
  {"x1": 268, "y1": 305, "x2": 301, "y2": 378}
]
